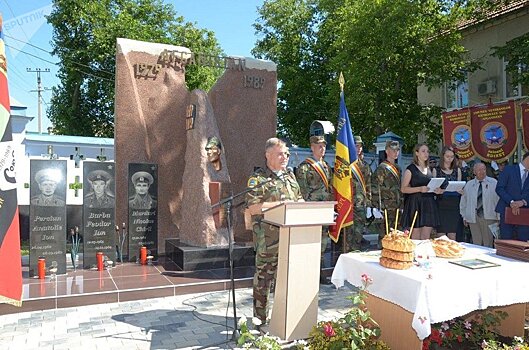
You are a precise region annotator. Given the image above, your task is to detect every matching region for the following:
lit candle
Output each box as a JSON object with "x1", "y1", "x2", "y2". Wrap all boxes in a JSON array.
[
  {"x1": 409, "y1": 211, "x2": 418, "y2": 238},
  {"x1": 385, "y1": 209, "x2": 389, "y2": 236}
]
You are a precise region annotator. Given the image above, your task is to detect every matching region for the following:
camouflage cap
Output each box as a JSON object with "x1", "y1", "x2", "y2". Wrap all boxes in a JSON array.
[
  {"x1": 385, "y1": 140, "x2": 400, "y2": 150},
  {"x1": 131, "y1": 171, "x2": 153, "y2": 185},
  {"x1": 35, "y1": 168, "x2": 61, "y2": 184},
  {"x1": 87, "y1": 170, "x2": 111, "y2": 182},
  {"x1": 309, "y1": 135, "x2": 326, "y2": 144},
  {"x1": 354, "y1": 135, "x2": 363, "y2": 144}
]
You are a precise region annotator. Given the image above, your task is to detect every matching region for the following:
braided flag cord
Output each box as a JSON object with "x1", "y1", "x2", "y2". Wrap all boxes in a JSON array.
[{"x1": 0, "y1": 14, "x2": 23, "y2": 307}]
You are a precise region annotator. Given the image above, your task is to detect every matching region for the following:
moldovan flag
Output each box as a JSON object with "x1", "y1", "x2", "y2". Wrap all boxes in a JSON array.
[
  {"x1": 329, "y1": 91, "x2": 357, "y2": 242},
  {"x1": 0, "y1": 15, "x2": 23, "y2": 307}
]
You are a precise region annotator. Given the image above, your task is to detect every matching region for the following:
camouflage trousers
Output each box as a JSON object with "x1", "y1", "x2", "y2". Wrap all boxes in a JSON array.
[
  {"x1": 343, "y1": 206, "x2": 366, "y2": 252},
  {"x1": 253, "y1": 221, "x2": 279, "y2": 323}
]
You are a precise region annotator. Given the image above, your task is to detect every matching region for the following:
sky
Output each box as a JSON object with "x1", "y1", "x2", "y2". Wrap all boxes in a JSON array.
[{"x1": 0, "y1": 0, "x2": 264, "y2": 133}]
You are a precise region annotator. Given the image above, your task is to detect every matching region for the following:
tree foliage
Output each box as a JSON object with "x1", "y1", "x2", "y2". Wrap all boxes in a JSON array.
[
  {"x1": 493, "y1": 32, "x2": 529, "y2": 88},
  {"x1": 47, "y1": 0, "x2": 223, "y2": 137},
  {"x1": 253, "y1": 0, "x2": 500, "y2": 150}
]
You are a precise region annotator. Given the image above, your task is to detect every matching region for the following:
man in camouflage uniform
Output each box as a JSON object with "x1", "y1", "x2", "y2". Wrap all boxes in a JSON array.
[
  {"x1": 344, "y1": 135, "x2": 372, "y2": 251},
  {"x1": 295, "y1": 135, "x2": 333, "y2": 283},
  {"x1": 245, "y1": 138, "x2": 303, "y2": 324},
  {"x1": 371, "y1": 140, "x2": 402, "y2": 239}
]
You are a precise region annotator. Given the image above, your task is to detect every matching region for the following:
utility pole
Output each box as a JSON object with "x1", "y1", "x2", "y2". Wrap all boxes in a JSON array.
[{"x1": 27, "y1": 68, "x2": 50, "y2": 134}]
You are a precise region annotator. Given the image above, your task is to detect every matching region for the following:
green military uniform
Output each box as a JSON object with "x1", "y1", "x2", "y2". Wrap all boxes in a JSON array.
[
  {"x1": 372, "y1": 160, "x2": 402, "y2": 238},
  {"x1": 295, "y1": 146, "x2": 333, "y2": 264},
  {"x1": 345, "y1": 158, "x2": 372, "y2": 251},
  {"x1": 245, "y1": 167, "x2": 303, "y2": 323}
]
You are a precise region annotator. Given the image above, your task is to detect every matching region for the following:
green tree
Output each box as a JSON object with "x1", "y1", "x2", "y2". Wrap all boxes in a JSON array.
[
  {"x1": 47, "y1": 0, "x2": 223, "y2": 137},
  {"x1": 493, "y1": 32, "x2": 529, "y2": 89},
  {"x1": 253, "y1": 0, "x2": 495, "y2": 150}
]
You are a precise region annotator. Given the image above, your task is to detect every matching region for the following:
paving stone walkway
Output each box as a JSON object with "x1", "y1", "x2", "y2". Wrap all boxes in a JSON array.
[{"x1": 0, "y1": 283, "x2": 356, "y2": 350}]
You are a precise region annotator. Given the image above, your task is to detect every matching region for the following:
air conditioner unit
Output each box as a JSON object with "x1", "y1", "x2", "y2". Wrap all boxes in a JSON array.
[{"x1": 478, "y1": 80, "x2": 497, "y2": 95}]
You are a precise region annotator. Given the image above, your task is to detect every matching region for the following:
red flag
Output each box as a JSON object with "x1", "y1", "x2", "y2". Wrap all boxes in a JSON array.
[
  {"x1": 0, "y1": 15, "x2": 23, "y2": 307},
  {"x1": 329, "y1": 91, "x2": 357, "y2": 242}
]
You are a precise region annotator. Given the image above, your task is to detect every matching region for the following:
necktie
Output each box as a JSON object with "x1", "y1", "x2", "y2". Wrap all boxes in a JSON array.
[
  {"x1": 476, "y1": 181, "x2": 483, "y2": 218},
  {"x1": 523, "y1": 169, "x2": 529, "y2": 188}
]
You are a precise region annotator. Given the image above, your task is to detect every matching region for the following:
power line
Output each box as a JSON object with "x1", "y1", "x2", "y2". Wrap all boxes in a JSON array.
[
  {"x1": 4, "y1": 34, "x2": 115, "y2": 76},
  {"x1": 5, "y1": 44, "x2": 58, "y2": 65}
]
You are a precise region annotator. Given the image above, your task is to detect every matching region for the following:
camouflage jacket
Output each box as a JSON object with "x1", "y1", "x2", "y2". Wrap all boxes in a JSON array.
[
  {"x1": 295, "y1": 157, "x2": 333, "y2": 201},
  {"x1": 371, "y1": 160, "x2": 402, "y2": 210},
  {"x1": 351, "y1": 159, "x2": 372, "y2": 208},
  {"x1": 245, "y1": 167, "x2": 303, "y2": 221}
]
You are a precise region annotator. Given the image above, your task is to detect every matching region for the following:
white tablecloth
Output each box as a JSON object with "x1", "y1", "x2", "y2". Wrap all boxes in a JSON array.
[{"x1": 331, "y1": 243, "x2": 529, "y2": 340}]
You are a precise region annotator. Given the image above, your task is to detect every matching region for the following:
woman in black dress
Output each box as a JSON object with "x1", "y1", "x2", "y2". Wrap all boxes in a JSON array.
[
  {"x1": 433, "y1": 146, "x2": 463, "y2": 240},
  {"x1": 401, "y1": 143, "x2": 443, "y2": 240}
]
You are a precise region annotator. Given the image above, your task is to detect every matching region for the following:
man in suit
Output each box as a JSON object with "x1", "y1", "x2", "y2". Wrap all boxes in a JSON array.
[
  {"x1": 460, "y1": 163, "x2": 499, "y2": 247},
  {"x1": 495, "y1": 152, "x2": 529, "y2": 241}
]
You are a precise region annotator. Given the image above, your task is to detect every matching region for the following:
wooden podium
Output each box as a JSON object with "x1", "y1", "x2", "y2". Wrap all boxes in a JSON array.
[{"x1": 262, "y1": 201, "x2": 335, "y2": 341}]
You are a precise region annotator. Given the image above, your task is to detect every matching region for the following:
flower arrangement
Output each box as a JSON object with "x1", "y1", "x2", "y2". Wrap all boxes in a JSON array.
[
  {"x1": 237, "y1": 316, "x2": 282, "y2": 350},
  {"x1": 306, "y1": 274, "x2": 389, "y2": 350},
  {"x1": 482, "y1": 336, "x2": 529, "y2": 350},
  {"x1": 69, "y1": 226, "x2": 81, "y2": 270},
  {"x1": 422, "y1": 309, "x2": 509, "y2": 350}
]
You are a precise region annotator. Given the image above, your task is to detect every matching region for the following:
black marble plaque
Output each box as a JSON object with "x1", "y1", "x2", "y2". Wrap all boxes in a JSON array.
[
  {"x1": 83, "y1": 162, "x2": 116, "y2": 268},
  {"x1": 29, "y1": 160, "x2": 67, "y2": 276},
  {"x1": 128, "y1": 163, "x2": 158, "y2": 261}
]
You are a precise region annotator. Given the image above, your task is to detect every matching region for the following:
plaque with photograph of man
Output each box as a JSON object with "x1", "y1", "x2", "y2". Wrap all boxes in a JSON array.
[
  {"x1": 128, "y1": 163, "x2": 158, "y2": 261},
  {"x1": 29, "y1": 159, "x2": 67, "y2": 276},
  {"x1": 83, "y1": 161, "x2": 116, "y2": 268}
]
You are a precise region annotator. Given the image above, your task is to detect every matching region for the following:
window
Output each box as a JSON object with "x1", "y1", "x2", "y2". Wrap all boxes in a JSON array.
[
  {"x1": 445, "y1": 77, "x2": 469, "y2": 109},
  {"x1": 503, "y1": 59, "x2": 528, "y2": 98}
]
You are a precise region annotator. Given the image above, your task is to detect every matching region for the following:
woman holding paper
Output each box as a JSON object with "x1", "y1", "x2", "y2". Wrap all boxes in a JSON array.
[
  {"x1": 433, "y1": 146, "x2": 463, "y2": 240},
  {"x1": 401, "y1": 143, "x2": 442, "y2": 239}
]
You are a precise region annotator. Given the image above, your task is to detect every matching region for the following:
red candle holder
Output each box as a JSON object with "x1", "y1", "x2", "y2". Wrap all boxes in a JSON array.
[
  {"x1": 140, "y1": 246, "x2": 147, "y2": 265},
  {"x1": 38, "y1": 257, "x2": 46, "y2": 279},
  {"x1": 96, "y1": 252, "x2": 104, "y2": 271}
]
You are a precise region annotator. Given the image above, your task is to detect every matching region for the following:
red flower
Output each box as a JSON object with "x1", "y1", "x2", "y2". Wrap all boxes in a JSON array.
[
  {"x1": 323, "y1": 322, "x2": 336, "y2": 337},
  {"x1": 457, "y1": 335, "x2": 463, "y2": 343}
]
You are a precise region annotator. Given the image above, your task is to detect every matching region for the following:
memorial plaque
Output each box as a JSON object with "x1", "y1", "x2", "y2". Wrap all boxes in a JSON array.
[
  {"x1": 29, "y1": 160, "x2": 67, "y2": 276},
  {"x1": 83, "y1": 162, "x2": 116, "y2": 268},
  {"x1": 128, "y1": 163, "x2": 158, "y2": 261}
]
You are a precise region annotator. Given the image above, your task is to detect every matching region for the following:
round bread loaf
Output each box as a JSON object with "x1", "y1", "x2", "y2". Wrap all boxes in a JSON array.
[
  {"x1": 381, "y1": 233, "x2": 416, "y2": 252},
  {"x1": 379, "y1": 257, "x2": 413, "y2": 270},
  {"x1": 432, "y1": 239, "x2": 464, "y2": 258},
  {"x1": 381, "y1": 249, "x2": 414, "y2": 262}
]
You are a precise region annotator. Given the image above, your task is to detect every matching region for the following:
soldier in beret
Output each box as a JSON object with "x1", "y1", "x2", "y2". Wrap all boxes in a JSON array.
[
  {"x1": 205, "y1": 136, "x2": 222, "y2": 171},
  {"x1": 84, "y1": 170, "x2": 115, "y2": 209},
  {"x1": 372, "y1": 140, "x2": 402, "y2": 239},
  {"x1": 31, "y1": 168, "x2": 65, "y2": 206},
  {"x1": 245, "y1": 137, "x2": 303, "y2": 325},
  {"x1": 129, "y1": 171, "x2": 157, "y2": 209},
  {"x1": 295, "y1": 135, "x2": 333, "y2": 283}
]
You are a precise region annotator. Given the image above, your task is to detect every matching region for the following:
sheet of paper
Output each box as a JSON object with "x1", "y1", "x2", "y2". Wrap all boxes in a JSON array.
[
  {"x1": 427, "y1": 177, "x2": 445, "y2": 192},
  {"x1": 445, "y1": 181, "x2": 466, "y2": 192}
]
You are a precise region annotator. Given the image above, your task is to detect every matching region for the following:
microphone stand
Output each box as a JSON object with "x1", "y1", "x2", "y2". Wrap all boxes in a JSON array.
[{"x1": 211, "y1": 176, "x2": 277, "y2": 341}]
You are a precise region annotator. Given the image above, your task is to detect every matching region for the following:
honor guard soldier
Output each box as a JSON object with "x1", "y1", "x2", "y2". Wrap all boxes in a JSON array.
[
  {"x1": 245, "y1": 137, "x2": 303, "y2": 325},
  {"x1": 85, "y1": 170, "x2": 115, "y2": 208},
  {"x1": 31, "y1": 169, "x2": 65, "y2": 206},
  {"x1": 344, "y1": 135, "x2": 372, "y2": 251},
  {"x1": 295, "y1": 135, "x2": 333, "y2": 283},
  {"x1": 372, "y1": 140, "x2": 402, "y2": 239},
  {"x1": 129, "y1": 171, "x2": 157, "y2": 209}
]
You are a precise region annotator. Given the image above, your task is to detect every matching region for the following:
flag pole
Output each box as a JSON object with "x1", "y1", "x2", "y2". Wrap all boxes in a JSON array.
[{"x1": 339, "y1": 72, "x2": 347, "y2": 254}]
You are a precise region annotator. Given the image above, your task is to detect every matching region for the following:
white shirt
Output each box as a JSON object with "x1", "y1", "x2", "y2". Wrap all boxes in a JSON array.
[{"x1": 460, "y1": 176, "x2": 499, "y2": 223}]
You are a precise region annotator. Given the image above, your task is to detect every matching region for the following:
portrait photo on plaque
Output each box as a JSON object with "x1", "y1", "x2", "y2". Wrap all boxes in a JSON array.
[
  {"x1": 30, "y1": 160, "x2": 67, "y2": 207},
  {"x1": 128, "y1": 164, "x2": 158, "y2": 210},
  {"x1": 83, "y1": 162, "x2": 115, "y2": 209}
]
